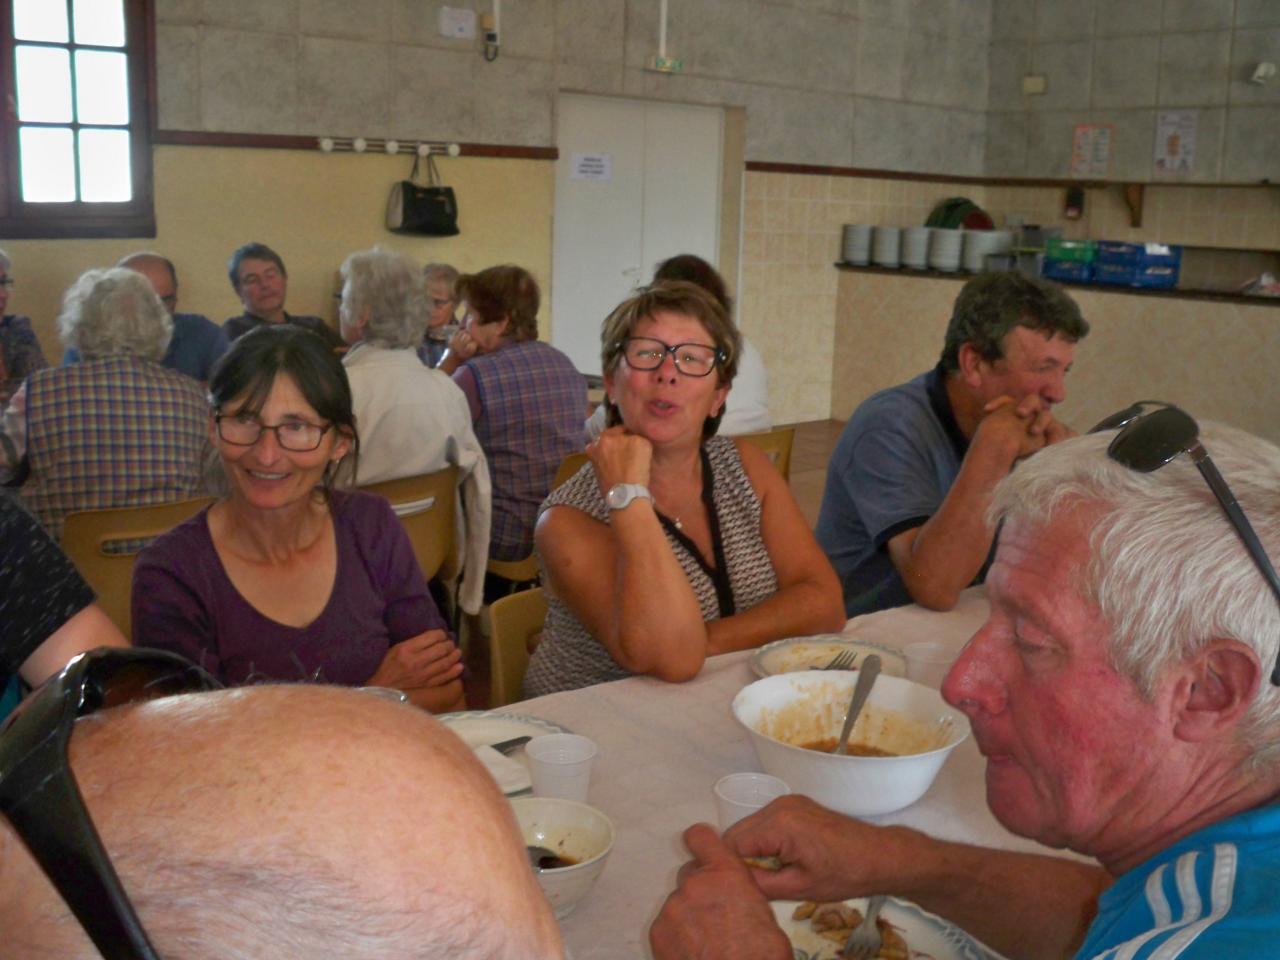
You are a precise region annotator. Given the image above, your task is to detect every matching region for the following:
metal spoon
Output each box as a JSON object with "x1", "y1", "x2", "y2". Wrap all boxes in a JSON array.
[{"x1": 834, "y1": 654, "x2": 881, "y2": 756}]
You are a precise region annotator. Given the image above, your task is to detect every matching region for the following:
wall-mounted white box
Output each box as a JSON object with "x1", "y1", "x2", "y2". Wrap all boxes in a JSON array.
[{"x1": 440, "y1": 6, "x2": 477, "y2": 40}]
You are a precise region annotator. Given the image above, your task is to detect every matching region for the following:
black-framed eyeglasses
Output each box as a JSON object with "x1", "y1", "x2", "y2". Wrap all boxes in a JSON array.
[
  {"x1": 215, "y1": 412, "x2": 332, "y2": 451},
  {"x1": 617, "y1": 336, "x2": 725, "y2": 378},
  {"x1": 0, "y1": 277, "x2": 14, "y2": 287},
  {"x1": 0, "y1": 648, "x2": 222, "y2": 960},
  {"x1": 1091, "y1": 400, "x2": 1280, "y2": 685}
]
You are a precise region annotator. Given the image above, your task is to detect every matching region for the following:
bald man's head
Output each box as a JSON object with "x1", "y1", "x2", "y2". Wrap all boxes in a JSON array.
[
  {"x1": 0, "y1": 686, "x2": 563, "y2": 959},
  {"x1": 118, "y1": 252, "x2": 178, "y2": 315}
]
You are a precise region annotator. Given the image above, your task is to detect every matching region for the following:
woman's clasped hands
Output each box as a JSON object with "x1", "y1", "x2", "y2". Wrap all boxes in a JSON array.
[{"x1": 368, "y1": 629, "x2": 463, "y2": 691}]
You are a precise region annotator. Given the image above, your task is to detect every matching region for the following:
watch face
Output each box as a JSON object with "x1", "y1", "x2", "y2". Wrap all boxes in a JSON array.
[{"x1": 607, "y1": 484, "x2": 648, "y2": 509}]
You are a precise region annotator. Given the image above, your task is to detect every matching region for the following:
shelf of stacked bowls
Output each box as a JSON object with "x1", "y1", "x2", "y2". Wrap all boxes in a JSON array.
[
  {"x1": 872, "y1": 226, "x2": 901, "y2": 268},
  {"x1": 927, "y1": 227, "x2": 963, "y2": 272},
  {"x1": 902, "y1": 226, "x2": 932, "y2": 270},
  {"x1": 841, "y1": 224, "x2": 872, "y2": 266},
  {"x1": 962, "y1": 229, "x2": 1014, "y2": 273}
]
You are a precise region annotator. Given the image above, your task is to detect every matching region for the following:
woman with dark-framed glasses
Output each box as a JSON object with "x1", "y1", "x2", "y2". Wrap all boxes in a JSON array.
[
  {"x1": 131, "y1": 325, "x2": 464, "y2": 711},
  {"x1": 523, "y1": 282, "x2": 844, "y2": 696}
]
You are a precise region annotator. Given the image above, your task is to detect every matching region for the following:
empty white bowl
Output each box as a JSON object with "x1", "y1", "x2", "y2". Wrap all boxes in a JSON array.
[
  {"x1": 731, "y1": 672, "x2": 969, "y2": 817},
  {"x1": 510, "y1": 796, "x2": 615, "y2": 918}
]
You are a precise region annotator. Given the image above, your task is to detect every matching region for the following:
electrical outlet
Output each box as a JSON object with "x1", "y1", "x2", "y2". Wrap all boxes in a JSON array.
[
  {"x1": 1022, "y1": 74, "x2": 1047, "y2": 96},
  {"x1": 439, "y1": 6, "x2": 476, "y2": 40}
]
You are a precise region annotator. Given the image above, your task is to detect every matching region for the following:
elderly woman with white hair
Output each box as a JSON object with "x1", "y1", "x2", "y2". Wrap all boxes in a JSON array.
[
  {"x1": 0, "y1": 247, "x2": 49, "y2": 406},
  {"x1": 0, "y1": 267, "x2": 208, "y2": 540},
  {"x1": 340, "y1": 247, "x2": 492, "y2": 616}
]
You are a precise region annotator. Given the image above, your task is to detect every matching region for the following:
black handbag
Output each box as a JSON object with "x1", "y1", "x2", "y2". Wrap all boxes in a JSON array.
[{"x1": 386, "y1": 153, "x2": 460, "y2": 236}]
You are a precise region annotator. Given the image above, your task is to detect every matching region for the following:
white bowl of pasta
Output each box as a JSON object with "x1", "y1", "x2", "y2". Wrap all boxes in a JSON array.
[{"x1": 731, "y1": 671, "x2": 969, "y2": 817}]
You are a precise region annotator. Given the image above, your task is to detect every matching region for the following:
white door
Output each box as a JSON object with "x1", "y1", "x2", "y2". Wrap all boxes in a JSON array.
[{"x1": 552, "y1": 94, "x2": 723, "y2": 376}]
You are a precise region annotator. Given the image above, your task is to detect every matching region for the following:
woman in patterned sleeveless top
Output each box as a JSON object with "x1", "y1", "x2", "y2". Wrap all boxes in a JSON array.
[{"x1": 526, "y1": 282, "x2": 843, "y2": 696}]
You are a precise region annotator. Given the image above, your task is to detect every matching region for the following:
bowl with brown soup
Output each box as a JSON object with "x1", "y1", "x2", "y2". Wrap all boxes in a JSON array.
[
  {"x1": 731, "y1": 672, "x2": 969, "y2": 816},
  {"x1": 510, "y1": 796, "x2": 615, "y2": 918}
]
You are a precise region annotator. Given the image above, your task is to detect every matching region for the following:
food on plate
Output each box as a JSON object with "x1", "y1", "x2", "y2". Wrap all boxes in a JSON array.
[
  {"x1": 791, "y1": 901, "x2": 910, "y2": 959},
  {"x1": 797, "y1": 737, "x2": 897, "y2": 757}
]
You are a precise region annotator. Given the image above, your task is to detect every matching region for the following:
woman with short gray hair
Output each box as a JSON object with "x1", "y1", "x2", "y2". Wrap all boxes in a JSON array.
[
  {"x1": 0, "y1": 246, "x2": 50, "y2": 406},
  {"x1": 339, "y1": 248, "x2": 492, "y2": 616},
  {"x1": 59, "y1": 266, "x2": 173, "y2": 361},
  {"x1": 420, "y1": 262, "x2": 460, "y2": 367},
  {"x1": 0, "y1": 267, "x2": 208, "y2": 541}
]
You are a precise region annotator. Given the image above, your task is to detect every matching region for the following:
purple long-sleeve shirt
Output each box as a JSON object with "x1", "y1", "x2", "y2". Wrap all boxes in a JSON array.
[{"x1": 132, "y1": 490, "x2": 448, "y2": 686}]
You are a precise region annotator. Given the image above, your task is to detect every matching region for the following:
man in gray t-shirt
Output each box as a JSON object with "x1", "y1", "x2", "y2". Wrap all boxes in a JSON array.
[{"x1": 816, "y1": 272, "x2": 1089, "y2": 615}]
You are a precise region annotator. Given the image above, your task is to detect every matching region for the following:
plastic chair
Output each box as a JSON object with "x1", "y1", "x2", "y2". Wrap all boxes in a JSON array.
[
  {"x1": 487, "y1": 586, "x2": 547, "y2": 706},
  {"x1": 360, "y1": 465, "x2": 459, "y2": 582},
  {"x1": 740, "y1": 426, "x2": 795, "y2": 481},
  {"x1": 61, "y1": 496, "x2": 216, "y2": 636}
]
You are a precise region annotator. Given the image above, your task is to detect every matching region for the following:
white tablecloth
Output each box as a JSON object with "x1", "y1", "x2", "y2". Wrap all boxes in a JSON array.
[{"x1": 506, "y1": 588, "x2": 1073, "y2": 959}]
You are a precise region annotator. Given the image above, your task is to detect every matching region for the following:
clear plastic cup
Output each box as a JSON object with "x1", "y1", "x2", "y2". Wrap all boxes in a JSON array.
[
  {"x1": 714, "y1": 772, "x2": 790, "y2": 830},
  {"x1": 526, "y1": 733, "x2": 598, "y2": 802},
  {"x1": 904, "y1": 641, "x2": 956, "y2": 688}
]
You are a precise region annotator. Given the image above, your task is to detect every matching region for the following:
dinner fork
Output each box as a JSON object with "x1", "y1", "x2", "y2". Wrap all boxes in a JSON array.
[
  {"x1": 841, "y1": 894, "x2": 887, "y2": 959},
  {"x1": 819, "y1": 650, "x2": 857, "y2": 671}
]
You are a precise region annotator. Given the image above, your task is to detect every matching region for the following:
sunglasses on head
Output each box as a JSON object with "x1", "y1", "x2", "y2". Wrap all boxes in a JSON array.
[
  {"x1": 1091, "y1": 401, "x2": 1280, "y2": 685},
  {"x1": 0, "y1": 648, "x2": 222, "y2": 960}
]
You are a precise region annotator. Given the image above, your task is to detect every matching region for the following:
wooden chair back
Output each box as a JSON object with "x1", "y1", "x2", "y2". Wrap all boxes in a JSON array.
[
  {"x1": 360, "y1": 465, "x2": 459, "y2": 582},
  {"x1": 487, "y1": 586, "x2": 547, "y2": 706},
  {"x1": 61, "y1": 496, "x2": 216, "y2": 636},
  {"x1": 739, "y1": 426, "x2": 795, "y2": 481},
  {"x1": 553, "y1": 451, "x2": 589, "y2": 490}
]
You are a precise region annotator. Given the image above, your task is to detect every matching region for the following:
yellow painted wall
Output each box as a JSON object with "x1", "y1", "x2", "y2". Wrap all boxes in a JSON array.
[{"x1": 4, "y1": 145, "x2": 555, "y2": 360}]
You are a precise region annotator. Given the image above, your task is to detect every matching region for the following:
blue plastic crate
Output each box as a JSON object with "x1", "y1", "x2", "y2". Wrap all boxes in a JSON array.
[
  {"x1": 1094, "y1": 261, "x2": 1137, "y2": 285},
  {"x1": 1096, "y1": 241, "x2": 1142, "y2": 265},
  {"x1": 1133, "y1": 265, "x2": 1179, "y2": 289},
  {"x1": 1041, "y1": 258, "x2": 1094, "y2": 283}
]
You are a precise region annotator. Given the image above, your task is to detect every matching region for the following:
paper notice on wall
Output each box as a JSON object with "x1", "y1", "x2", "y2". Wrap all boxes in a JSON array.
[
  {"x1": 1070, "y1": 124, "x2": 1112, "y2": 178},
  {"x1": 1154, "y1": 111, "x2": 1197, "y2": 174},
  {"x1": 571, "y1": 154, "x2": 612, "y2": 181}
]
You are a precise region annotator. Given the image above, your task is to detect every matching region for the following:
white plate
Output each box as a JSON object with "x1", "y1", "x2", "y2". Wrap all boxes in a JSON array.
[
  {"x1": 438, "y1": 710, "x2": 570, "y2": 796},
  {"x1": 750, "y1": 635, "x2": 907, "y2": 680},
  {"x1": 772, "y1": 897, "x2": 1005, "y2": 960}
]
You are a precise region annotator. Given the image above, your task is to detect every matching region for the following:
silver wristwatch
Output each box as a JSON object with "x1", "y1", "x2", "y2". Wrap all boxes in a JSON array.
[{"x1": 605, "y1": 483, "x2": 652, "y2": 511}]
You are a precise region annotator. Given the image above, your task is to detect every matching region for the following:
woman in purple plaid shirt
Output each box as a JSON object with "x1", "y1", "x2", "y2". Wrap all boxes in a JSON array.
[{"x1": 441, "y1": 266, "x2": 586, "y2": 575}]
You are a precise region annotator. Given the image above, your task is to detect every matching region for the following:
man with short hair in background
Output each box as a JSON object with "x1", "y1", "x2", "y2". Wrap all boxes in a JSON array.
[
  {"x1": 816, "y1": 271, "x2": 1088, "y2": 616},
  {"x1": 64, "y1": 252, "x2": 228, "y2": 382},
  {"x1": 222, "y1": 241, "x2": 344, "y2": 350}
]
